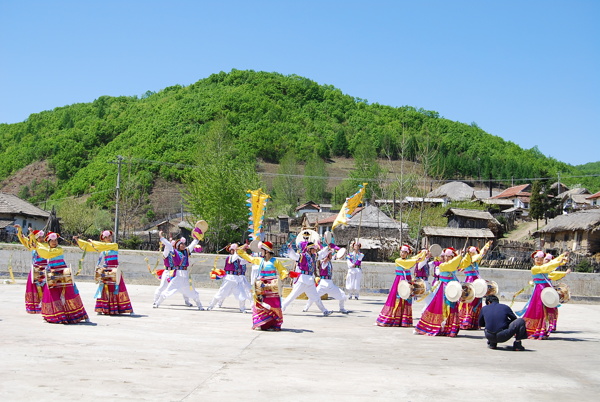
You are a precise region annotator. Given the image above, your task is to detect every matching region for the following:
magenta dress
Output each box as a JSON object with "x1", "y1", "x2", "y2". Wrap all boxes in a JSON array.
[
  {"x1": 38, "y1": 247, "x2": 88, "y2": 324},
  {"x1": 458, "y1": 262, "x2": 483, "y2": 330},
  {"x1": 251, "y1": 257, "x2": 285, "y2": 330},
  {"x1": 94, "y1": 249, "x2": 133, "y2": 315},
  {"x1": 25, "y1": 250, "x2": 47, "y2": 314}
]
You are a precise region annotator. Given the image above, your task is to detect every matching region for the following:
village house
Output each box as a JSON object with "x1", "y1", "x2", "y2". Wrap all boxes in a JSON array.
[
  {"x1": 427, "y1": 181, "x2": 475, "y2": 201},
  {"x1": 443, "y1": 208, "x2": 501, "y2": 230},
  {"x1": 420, "y1": 226, "x2": 495, "y2": 251},
  {"x1": 559, "y1": 188, "x2": 592, "y2": 213},
  {"x1": 534, "y1": 209, "x2": 600, "y2": 256},
  {"x1": 491, "y1": 183, "x2": 531, "y2": 211},
  {"x1": 294, "y1": 201, "x2": 321, "y2": 217},
  {"x1": 586, "y1": 191, "x2": 600, "y2": 207},
  {"x1": 333, "y1": 204, "x2": 409, "y2": 261},
  {"x1": 0, "y1": 192, "x2": 50, "y2": 242}
]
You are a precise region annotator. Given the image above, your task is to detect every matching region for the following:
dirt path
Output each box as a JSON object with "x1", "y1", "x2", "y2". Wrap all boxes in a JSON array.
[{"x1": 504, "y1": 220, "x2": 540, "y2": 242}]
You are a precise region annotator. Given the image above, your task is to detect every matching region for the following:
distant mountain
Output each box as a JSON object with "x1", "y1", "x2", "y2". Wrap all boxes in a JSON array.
[{"x1": 0, "y1": 69, "x2": 597, "y2": 208}]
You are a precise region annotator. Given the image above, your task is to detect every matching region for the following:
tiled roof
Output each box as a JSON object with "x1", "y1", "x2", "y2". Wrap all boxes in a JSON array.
[
  {"x1": 586, "y1": 191, "x2": 600, "y2": 200},
  {"x1": 0, "y1": 193, "x2": 50, "y2": 218},
  {"x1": 491, "y1": 184, "x2": 531, "y2": 199}
]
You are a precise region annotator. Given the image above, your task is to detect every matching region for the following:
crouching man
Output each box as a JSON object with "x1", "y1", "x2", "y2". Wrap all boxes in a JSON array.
[{"x1": 479, "y1": 295, "x2": 527, "y2": 351}]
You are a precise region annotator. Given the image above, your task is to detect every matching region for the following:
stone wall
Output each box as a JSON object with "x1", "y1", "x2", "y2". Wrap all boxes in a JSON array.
[{"x1": 1, "y1": 243, "x2": 598, "y2": 301}]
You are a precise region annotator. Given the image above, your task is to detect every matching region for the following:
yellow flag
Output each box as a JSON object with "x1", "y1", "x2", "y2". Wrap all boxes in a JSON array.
[
  {"x1": 332, "y1": 183, "x2": 368, "y2": 230},
  {"x1": 246, "y1": 189, "x2": 270, "y2": 241}
]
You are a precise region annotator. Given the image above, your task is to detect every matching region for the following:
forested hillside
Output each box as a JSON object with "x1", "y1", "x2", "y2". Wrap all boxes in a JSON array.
[{"x1": 0, "y1": 69, "x2": 596, "y2": 213}]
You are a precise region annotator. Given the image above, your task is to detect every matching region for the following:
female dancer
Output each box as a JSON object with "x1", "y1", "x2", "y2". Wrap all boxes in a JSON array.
[
  {"x1": 376, "y1": 245, "x2": 426, "y2": 327},
  {"x1": 519, "y1": 250, "x2": 570, "y2": 339},
  {"x1": 414, "y1": 247, "x2": 471, "y2": 337},
  {"x1": 34, "y1": 232, "x2": 89, "y2": 324},
  {"x1": 346, "y1": 241, "x2": 364, "y2": 300},
  {"x1": 458, "y1": 241, "x2": 492, "y2": 329},
  {"x1": 14, "y1": 224, "x2": 46, "y2": 314},
  {"x1": 238, "y1": 241, "x2": 288, "y2": 331},
  {"x1": 76, "y1": 230, "x2": 133, "y2": 315}
]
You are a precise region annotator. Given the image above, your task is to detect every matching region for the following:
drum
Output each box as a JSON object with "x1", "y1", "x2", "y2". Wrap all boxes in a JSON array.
[
  {"x1": 335, "y1": 247, "x2": 347, "y2": 260},
  {"x1": 460, "y1": 283, "x2": 475, "y2": 303},
  {"x1": 555, "y1": 283, "x2": 570, "y2": 304},
  {"x1": 472, "y1": 278, "x2": 488, "y2": 298},
  {"x1": 397, "y1": 280, "x2": 412, "y2": 300},
  {"x1": 485, "y1": 280, "x2": 499, "y2": 296},
  {"x1": 46, "y1": 268, "x2": 73, "y2": 288},
  {"x1": 249, "y1": 239, "x2": 262, "y2": 253},
  {"x1": 429, "y1": 244, "x2": 442, "y2": 257},
  {"x1": 541, "y1": 287, "x2": 560, "y2": 308},
  {"x1": 412, "y1": 278, "x2": 427, "y2": 297},
  {"x1": 95, "y1": 267, "x2": 118, "y2": 284},
  {"x1": 33, "y1": 267, "x2": 46, "y2": 285},
  {"x1": 254, "y1": 279, "x2": 279, "y2": 296},
  {"x1": 444, "y1": 281, "x2": 462, "y2": 302}
]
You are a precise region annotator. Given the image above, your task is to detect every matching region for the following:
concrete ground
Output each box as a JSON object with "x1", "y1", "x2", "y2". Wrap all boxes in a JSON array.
[{"x1": 1, "y1": 281, "x2": 599, "y2": 402}]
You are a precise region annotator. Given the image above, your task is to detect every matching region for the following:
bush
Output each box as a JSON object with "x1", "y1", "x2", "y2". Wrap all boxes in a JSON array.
[
  {"x1": 120, "y1": 236, "x2": 143, "y2": 250},
  {"x1": 574, "y1": 258, "x2": 594, "y2": 273}
]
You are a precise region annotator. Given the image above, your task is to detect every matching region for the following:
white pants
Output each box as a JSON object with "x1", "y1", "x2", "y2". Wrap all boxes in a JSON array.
[
  {"x1": 346, "y1": 268, "x2": 362, "y2": 297},
  {"x1": 153, "y1": 271, "x2": 191, "y2": 304},
  {"x1": 282, "y1": 275, "x2": 327, "y2": 313},
  {"x1": 304, "y1": 279, "x2": 348, "y2": 311},
  {"x1": 209, "y1": 275, "x2": 251, "y2": 311},
  {"x1": 156, "y1": 270, "x2": 202, "y2": 308}
]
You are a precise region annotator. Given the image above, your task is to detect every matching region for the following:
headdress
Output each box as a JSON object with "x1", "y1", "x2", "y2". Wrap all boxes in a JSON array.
[
  {"x1": 45, "y1": 232, "x2": 59, "y2": 242},
  {"x1": 32, "y1": 230, "x2": 45, "y2": 239},
  {"x1": 443, "y1": 247, "x2": 457, "y2": 257},
  {"x1": 531, "y1": 250, "x2": 545, "y2": 259},
  {"x1": 100, "y1": 230, "x2": 113, "y2": 240},
  {"x1": 400, "y1": 244, "x2": 412, "y2": 253},
  {"x1": 261, "y1": 241, "x2": 274, "y2": 252}
]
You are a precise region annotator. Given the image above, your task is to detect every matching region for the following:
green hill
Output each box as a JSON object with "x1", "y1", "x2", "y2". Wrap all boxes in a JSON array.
[{"x1": 0, "y1": 69, "x2": 597, "y2": 211}]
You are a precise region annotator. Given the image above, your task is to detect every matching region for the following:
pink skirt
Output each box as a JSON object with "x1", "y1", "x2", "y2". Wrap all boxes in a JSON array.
[
  {"x1": 95, "y1": 276, "x2": 134, "y2": 315},
  {"x1": 41, "y1": 283, "x2": 89, "y2": 324},
  {"x1": 252, "y1": 278, "x2": 283, "y2": 330},
  {"x1": 523, "y1": 283, "x2": 558, "y2": 339},
  {"x1": 415, "y1": 281, "x2": 460, "y2": 337},
  {"x1": 25, "y1": 270, "x2": 44, "y2": 314},
  {"x1": 376, "y1": 275, "x2": 413, "y2": 327}
]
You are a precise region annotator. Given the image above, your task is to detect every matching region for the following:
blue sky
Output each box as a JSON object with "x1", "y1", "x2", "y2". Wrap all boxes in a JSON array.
[{"x1": 1, "y1": 0, "x2": 598, "y2": 166}]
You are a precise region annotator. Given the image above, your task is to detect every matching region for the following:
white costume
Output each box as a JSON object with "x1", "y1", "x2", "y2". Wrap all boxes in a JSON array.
[
  {"x1": 207, "y1": 248, "x2": 251, "y2": 312},
  {"x1": 346, "y1": 249, "x2": 364, "y2": 299},
  {"x1": 154, "y1": 236, "x2": 204, "y2": 309},
  {"x1": 282, "y1": 245, "x2": 332, "y2": 316},
  {"x1": 304, "y1": 246, "x2": 348, "y2": 313},
  {"x1": 153, "y1": 241, "x2": 192, "y2": 307}
]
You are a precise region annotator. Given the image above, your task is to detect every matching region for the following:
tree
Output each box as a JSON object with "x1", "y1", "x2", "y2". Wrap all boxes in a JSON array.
[
  {"x1": 185, "y1": 119, "x2": 260, "y2": 250},
  {"x1": 272, "y1": 150, "x2": 303, "y2": 214},
  {"x1": 529, "y1": 181, "x2": 544, "y2": 229},
  {"x1": 303, "y1": 152, "x2": 327, "y2": 202}
]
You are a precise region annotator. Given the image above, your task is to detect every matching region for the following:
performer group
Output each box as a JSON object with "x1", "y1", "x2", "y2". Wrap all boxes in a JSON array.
[{"x1": 9, "y1": 220, "x2": 573, "y2": 350}]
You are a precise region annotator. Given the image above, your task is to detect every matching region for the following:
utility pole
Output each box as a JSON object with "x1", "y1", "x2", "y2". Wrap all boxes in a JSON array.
[{"x1": 109, "y1": 155, "x2": 124, "y2": 242}]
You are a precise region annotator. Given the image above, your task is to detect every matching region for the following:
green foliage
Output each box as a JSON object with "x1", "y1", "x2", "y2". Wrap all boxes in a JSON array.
[
  {"x1": 56, "y1": 198, "x2": 113, "y2": 236},
  {"x1": 303, "y1": 153, "x2": 327, "y2": 203},
  {"x1": 0, "y1": 69, "x2": 596, "y2": 213},
  {"x1": 574, "y1": 258, "x2": 594, "y2": 273},
  {"x1": 529, "y1": 181, "x2": 544, "y2": 222},
  {"x1": 184, "y1": 119, "x2": 260, "y2": 249},
  {"x1": 272, "y1": 151, "x2": 302, "y2": 214}
]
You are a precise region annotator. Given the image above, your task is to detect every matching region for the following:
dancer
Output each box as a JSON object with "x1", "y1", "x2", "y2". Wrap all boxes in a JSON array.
[
  {"x1": 75, "y1": 230, "x2": 133, "y2": 315},
  {"x1": 414, "y1": 247, "x2": 471, "y2": 337},
  {"x1": 282, "y1": 242, "x2": 333, "y2": 316},
  {"x1": 303, "y1": 244, "x2": 349, "y2": 314},
  {"x1": 152, "y1": 237, "x2": 196, "y2": 307},
  {"x1": 14, "y1": 224, "x2": 46, "y2": 314},
  {"x1": 346, "y1": 241, "x2": 364, "y2": 300},
  {"x1": 414, "y1": 249, "x2": 431, "y2": 282},
  {"x1": 154, "y1": 232, "x2": 204, "y2": 310},
  {"x1": 238, "y1": 241, "x2": 288, "y2": 331},
  {"x1": 207, "y1": 243, "x2": 251, "y2": 312},
  {"x1": 376, "y1": 245, "x2": 427, "y2": 327},
  {"x1": 34, "y1": 232, "x2": 89, "y2": 324},
  {"x1": 458, "y1": 241, "x2": 492, "y2": 329},
  {"x1": 519, "y1": 250, "x2": 570, "y2": 339}
]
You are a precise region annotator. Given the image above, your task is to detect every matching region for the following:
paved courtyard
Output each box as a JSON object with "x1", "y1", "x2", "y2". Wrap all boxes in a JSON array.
[{"x1": 1, "y1": 281, "x2": 599, "y2": 401}]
